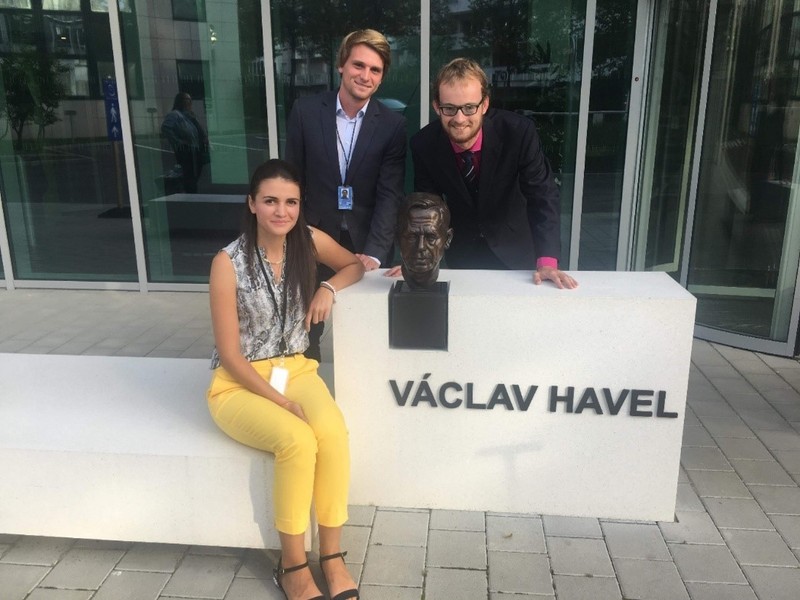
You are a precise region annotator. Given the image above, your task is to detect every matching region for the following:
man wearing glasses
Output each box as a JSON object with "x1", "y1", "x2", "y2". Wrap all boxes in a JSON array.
[{"x1": 409, "y1": 58, "x2": 576, "y2": 289}]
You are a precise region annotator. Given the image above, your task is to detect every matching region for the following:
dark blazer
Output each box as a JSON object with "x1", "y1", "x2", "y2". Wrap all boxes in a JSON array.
[
  {"x1": 410, "y1": 108, "x2": 561, "y2": 269},
  {"x1": 285, "y1": 91, "x2": 406, "y2": 265}
]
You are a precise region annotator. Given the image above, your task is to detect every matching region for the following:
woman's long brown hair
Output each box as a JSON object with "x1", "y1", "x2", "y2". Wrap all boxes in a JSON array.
[{"x1": 240, "y1": 159, "x2": 317, "y2": 311}]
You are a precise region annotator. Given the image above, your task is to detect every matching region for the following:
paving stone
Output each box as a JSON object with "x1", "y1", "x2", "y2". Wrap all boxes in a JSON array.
[
  {"x1": 73, "y1": 539, "x2": 133, "y2": 551},
  {"x1": 224, "y1": 577, "x2": 285, "y2": 599},
  {"x1": 659, "y1": 511, "x2": 724, "y2": 544},
  {"x1": 770, "y1": 515, "x2": 800, "y2": 548},
  {"x1": 681, "y1": 447, "x2": 733, "y2": 470},
  {"x1": 613, "y1": 557, "x2": 689, "y2": 600},
  {"x1": 750, "y1": 485, "x2": 800, "y2": 514},
  {"x1": 704, "y1": 498, "x2": 773, "y2": 529},
  {"x1": 684, "y1": 409, "x2": 702, "y2": 427},
  {"x1": 740, "y1": 411, "x2": 794, "y2": 431},
  {"x1": 687, "y1": 470, "x2": 751, "y2": 498},
  {"x1": 424, "y1": 567, "x2": 487, "y2": 600},
  {"x1": 340, "y1": 525, "x2": 371, "y2": 564},
  {"x1": 699, "y1": 416, "x2": 755, "y2": 439},
  {"x1": 39, "y1": 548, "x2": 125, "y2": 590},
  {"x1": 547, "y1": 537, "x2": 613, "y2": 576},
  {"x1": 721, "y1": 529, "x2": 799, "y2": 566},
  {"x1": 429, "y1": 509, "x2": 484, "y2": 532},
  {"x1": 347, "y1": 505, "x2": 376, "y2": 527},
  {"x1": 187, "y1": 545, "x2": 244, "y2": 557},
  {"x1": 699, "y1": 364, "x2": 741, "y2": 380},
  {"x1": 93, "y1": 570, "x2": 170, "y2": 600},
  {"x1": 160, "y1": 554, "x2": 240, "y2": 599},
  {"x1": 116, "y1": 543, "x2": 187, "y2": 573},
  {"x1": 361, "y1": 545, "x2": 424, "y2": 587},
  {"x1": 669, "y1": 543, "x2": 746, "y2": 583},
  {"x1": 731, "y1": 459, "x2": 796, "y2": 485},
  {"x1": 687, "y1": 399, "x2": 737, "y2": 418},
  {"x1": 0, "y1": 563, "x2": 50, "y2": 600},
  {"x1": 0, "y1": 533, "x2": 21, "y2": 544},
  {"x1": 26, "y1": 590, "x2": 92, "y2": 600},
  {"x1": 486, "y1": 515, "x2": 545, "y2": 553},
  {"x1": 773, "y1": 401, "x2": 800, "y2": 421},
  {"x1": 683, "y1": 426, "x2": 716, "y2": 447},
  {"x1": 235, "y1": 549, "x2": 275, "y2": 580},
  {"x1": 487, "y1": 551, "x2": 551, "y2": 595},
  {"x1": 684, "y1": 582, "x2": 757, "y2": 599},
  {"x1": 715, "y1": 437, "x2": 773, "y2": 459},
  {"x1": 601, "y1": 521, "x2": 670, "y2": 560},
  {"x1": 724, "y1": 393, "x2": 772, "y2": 411},
  {"x1": 370, "y1": 510, "x2": 428, "y2": 547},
  {"x1": 542, "y1": 515, "x2": 602, "y2": 538},
  {"x1": 0, "y1": 536, "x2": 74, "y2": 566},
  {"x1": 758, "y1": 431, "x2": 800, "y2": 451},
  {"x1": 774, "y1": 450, "x2": 800, "y2": 474},
  {"x1": 552, "y1": 574, "x2": 621, "y2": 600},
  {"x1": 676, "y1": 483, "x2": 706, "y2": 511},
  {"x1": 359, "y1": 585, "x2": 422, "y2": 600},
  {"x1": 426, "y1": 529, "x2": 486, "y2": 569},
  {"x1": 742, "y1": 564, "x2": 800, "y2": 600}
]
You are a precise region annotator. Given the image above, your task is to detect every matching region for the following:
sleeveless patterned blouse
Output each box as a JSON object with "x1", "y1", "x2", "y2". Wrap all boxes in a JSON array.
[{"x1": 210, "y1": 236, "x2": 309, "y2": 369}]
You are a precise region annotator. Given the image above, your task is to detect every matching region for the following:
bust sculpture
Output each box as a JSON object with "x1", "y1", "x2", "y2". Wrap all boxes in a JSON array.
[{"x1": 396, "y1": 192, "x2": 454, "y2": 290}]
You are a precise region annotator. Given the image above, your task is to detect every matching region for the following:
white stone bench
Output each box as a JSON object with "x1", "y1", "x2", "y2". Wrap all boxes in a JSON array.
[{"x1": 0, "y1": 353, "x2": 314, "y2": 550}]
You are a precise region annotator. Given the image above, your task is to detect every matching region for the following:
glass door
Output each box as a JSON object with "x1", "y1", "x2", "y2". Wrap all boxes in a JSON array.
[
  {"x1": 637, "y1": 0, "x2": 800, "y2": 355},
  {"x1": 688, "y1": 0, "x2": 800, "y2": 352},
  {"x1": 632, "y1": 0, "x2": 709, "y2": 278}
]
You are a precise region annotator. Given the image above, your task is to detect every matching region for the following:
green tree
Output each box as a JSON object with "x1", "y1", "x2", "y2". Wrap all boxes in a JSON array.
[{"x1": 0, "y1": 52, "x2": 68, "y2": 148}]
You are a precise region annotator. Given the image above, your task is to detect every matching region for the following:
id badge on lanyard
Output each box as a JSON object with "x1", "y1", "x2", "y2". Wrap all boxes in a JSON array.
[{"x1": 338, "y1": 185, "x2": 353, "y2": 210}]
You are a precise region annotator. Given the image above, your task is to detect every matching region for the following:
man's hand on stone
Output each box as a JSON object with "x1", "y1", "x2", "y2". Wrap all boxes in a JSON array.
[{"x1": 534, "y1": 267, "x2": 578, "y2": 289}]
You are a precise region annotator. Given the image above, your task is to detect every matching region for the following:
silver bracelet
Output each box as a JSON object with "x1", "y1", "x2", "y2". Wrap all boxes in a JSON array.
[{"x1": 320, "y1": 280, "x2": 337, "y2": 301}]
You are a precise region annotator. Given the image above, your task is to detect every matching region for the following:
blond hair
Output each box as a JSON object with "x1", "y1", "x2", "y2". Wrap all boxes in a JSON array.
[
  {"x1": 337, "y1": 29, "x2": 391, "y2": 76},
  {"x1": 433, "y1": 58, "x2": 489, "y2": 104}
]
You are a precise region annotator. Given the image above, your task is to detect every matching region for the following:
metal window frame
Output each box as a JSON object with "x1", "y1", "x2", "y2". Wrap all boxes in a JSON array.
[
  {"x1": 617, "y1": 0, "x2": 656, "y2": 271},
  {"x1": 568, "y1": 0, "x2": 597, "y2": 270}
]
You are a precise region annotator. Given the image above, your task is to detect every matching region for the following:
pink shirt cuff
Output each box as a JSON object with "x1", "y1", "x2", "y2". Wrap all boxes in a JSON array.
[{"x1": 536, "y1": 257, "x2": 558, "y2": 270}]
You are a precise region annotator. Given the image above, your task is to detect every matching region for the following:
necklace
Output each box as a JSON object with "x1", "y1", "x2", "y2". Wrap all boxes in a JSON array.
[{"x1": 260, "y1": 240, "x2": 286, "y2": 266}]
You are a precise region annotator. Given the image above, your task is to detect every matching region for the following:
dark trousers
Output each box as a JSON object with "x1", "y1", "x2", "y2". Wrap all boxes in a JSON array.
[{"x1": 304, "y1": 229, "x2": 356, "y2": 362}]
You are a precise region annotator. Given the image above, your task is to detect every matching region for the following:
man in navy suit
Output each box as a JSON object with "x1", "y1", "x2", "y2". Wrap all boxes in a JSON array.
[
  {"x1": 409, "y1": 58, "x2": 576, "y2": 289},
  {"x1": 285, "y1": 29, "x2": 406, "y2": 358},
  {"x1": 285, "y1": 29, "x2": 406, "y2": 269}
]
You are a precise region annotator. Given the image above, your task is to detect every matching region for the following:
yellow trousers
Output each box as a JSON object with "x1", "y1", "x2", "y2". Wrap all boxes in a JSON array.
[{"x1": 207, "y1": 355, "x2": 349, "y2": 535}]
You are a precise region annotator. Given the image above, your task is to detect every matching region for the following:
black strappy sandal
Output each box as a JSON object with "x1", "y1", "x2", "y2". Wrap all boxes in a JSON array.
[
  {"x1": 319, "y1": 551, "x2": 360, "y2": 600},
  {"x1": 272, "y1": 558, "x2": 324, "y2": 600}
]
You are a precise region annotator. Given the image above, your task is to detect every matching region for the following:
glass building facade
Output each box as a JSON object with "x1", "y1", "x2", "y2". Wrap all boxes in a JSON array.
[{"x1": 0, "y1": 0, "x2": 798, "y2": 356}]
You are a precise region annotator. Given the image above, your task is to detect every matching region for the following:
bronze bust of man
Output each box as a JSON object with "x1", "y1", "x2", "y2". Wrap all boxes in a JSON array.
[{"x1": 396, "y1": 192, "x2": 454, "y2": 290}]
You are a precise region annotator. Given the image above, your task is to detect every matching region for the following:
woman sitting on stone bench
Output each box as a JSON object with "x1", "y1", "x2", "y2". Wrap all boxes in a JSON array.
[{"x1": 207, "y1": 159, "x2": 364, "y2": 600}]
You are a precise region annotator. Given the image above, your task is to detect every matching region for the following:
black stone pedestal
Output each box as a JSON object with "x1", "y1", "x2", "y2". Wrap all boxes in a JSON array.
[{"x1": 388, "y1": 281, "x2": 449, "y2": 350}]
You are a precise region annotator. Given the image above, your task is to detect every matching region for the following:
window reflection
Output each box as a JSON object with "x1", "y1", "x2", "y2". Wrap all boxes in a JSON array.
[
  {"x1": 0, "y1": 2, "x2": 136, "y2": 281},
  {"x1": 0, "y1": 12, "x2": 36, "y2": 53},
  {"x1": 690, "y1": 0, "x2": 800, "y2": 340},
  {"x1": 44, "y1": 14, "x2": 85, "y2": 54},
  {"x1": 119, "y1": 0, "x2": 268, "y2": 282}
]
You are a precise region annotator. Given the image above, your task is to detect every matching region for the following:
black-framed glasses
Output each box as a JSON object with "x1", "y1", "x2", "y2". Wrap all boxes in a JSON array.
[{"x1": 437, "y1": 99, "x2": 484, "y2": 117}]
